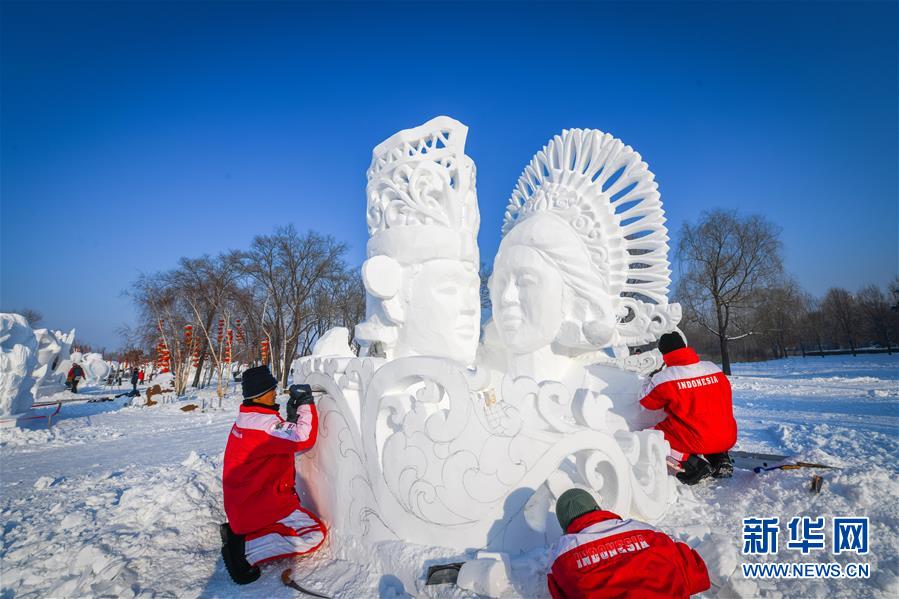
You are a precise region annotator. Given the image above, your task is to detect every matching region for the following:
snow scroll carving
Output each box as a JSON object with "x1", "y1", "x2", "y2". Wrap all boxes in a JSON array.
[{"x1": 296, "y1": 119, "x2": 680, "y2": 554}]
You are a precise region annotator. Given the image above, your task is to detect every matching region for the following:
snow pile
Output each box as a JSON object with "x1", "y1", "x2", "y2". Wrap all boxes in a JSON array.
[{"x1": 1, "y1": 451, "x2": 224, "y2": 598}]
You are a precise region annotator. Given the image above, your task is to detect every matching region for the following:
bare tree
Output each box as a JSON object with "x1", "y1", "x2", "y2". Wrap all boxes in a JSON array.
[
  {"x1": 890, "y1": 277, "x2": 899, "y2": 312},
  {"x1": 297, "y1": 269, "x2": 365, "y2": 355},
  {"x1": 120, "y1": 347, "x2": 147, "y2": 369},
  {"x1": 174, "y1": 253, "x2": 243, "y2": 401},
  {"x1": 676, "y1": 210, "x2": 783, "y2": 374},
  {"x1": 753, "y1": 280, "x2": 808, "y2": 358},
  {"x1": 479, "y1": 262, "x2": 493, "y2": 312},
  {"x1": 795, "y1": 297, "x2": 825, "y2": 356},
  {"x1": 339, "y1": 271, "x2": 367, "y2": 350},
  {"x1": 232, "y1": 286, "x2": 266, "y2": 366},
  {"x1": 240, "y1": 225, "x2": 349, "y2": 390},
  {"x1": 821, "y1": 288, "x2": 860, "y2": 355},
  {"x1": 856, "y1": 284, "x2": 896, "y2": 353},
  {"x1": 7, "y1": 307, "x2": 44, "y2": 326},
  {"x1": 130, "y1": 273, "x2": 194, "y2": 395}
]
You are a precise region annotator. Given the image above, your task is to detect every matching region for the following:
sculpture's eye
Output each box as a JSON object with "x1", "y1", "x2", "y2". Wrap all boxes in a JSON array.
[
  {"x1": 438, "y1": 285, "x2": 458, "y2": 296},
  {"x1": 518, "y1": 274, "x2": 538, "y2": 288}
]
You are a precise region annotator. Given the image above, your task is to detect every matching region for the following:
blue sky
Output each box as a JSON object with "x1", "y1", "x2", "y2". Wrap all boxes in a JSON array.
[{"x1": 2, "y1": 1, "x2": 896, "y2": 349}]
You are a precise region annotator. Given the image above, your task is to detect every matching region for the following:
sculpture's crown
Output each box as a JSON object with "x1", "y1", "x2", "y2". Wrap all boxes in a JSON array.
[
  {"x1": 365, "y1": 116, "x2": 479, "y2": 264},
  {"x1": 502, "y1": 128, "x2": 679, "y2": 345},
  {"x1": 503, "y1": 128, "x2": 670, "y2": 305}
]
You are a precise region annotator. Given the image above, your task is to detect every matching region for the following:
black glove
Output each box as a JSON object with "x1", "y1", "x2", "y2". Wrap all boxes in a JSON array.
[{"x1": 286, "y1": 384, "x2": 314, "y2": 423}]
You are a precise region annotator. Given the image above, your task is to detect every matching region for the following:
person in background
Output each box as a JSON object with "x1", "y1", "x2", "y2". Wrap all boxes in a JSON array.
[
  {"x1": 138, "y1": 369, "x2": 145, "y2": 385},
  {"x1": 640, "y1": 332, "x2": 737, "y2": 485},
  {"x1": 67, "y1": 363, "x2": 86, "y2": 393},
  {"x1": 547, "y1": 489, "x2": 710, "y2": 599},
  {"x1": 220, "y1": 366, "x2": 326, "y2": 585},
  {"x1": 130, "y1": 369, "x2": 139, "y2": 395}
]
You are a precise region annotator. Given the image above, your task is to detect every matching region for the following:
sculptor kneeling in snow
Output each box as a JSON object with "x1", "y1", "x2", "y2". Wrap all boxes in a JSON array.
[
  {"x1": 220, "y1": 365, "x2": 325, "y2": 585},
  {"x1": 640, "y1": 332, "x2": 738, "y2": 485},
  {"x1": 548, "y1": 489, "x2": 710, "y2": 598}
]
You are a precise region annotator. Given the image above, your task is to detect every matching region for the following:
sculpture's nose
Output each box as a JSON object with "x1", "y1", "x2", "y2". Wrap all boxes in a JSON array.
[
  {"x1": 500, "y1": 279, "x2": 518, "y2": 305},
  {"x1": 461, "y1": 286, "x2": 478, "y2": 314}
]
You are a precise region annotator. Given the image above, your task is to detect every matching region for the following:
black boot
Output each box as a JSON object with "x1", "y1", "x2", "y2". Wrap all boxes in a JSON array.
[
  {"x1": 220, "y1": 523, "x2": 261, "y2": 585},
  {"x1": 676, "y1": 455, "x2": 713, "y2": 485},
  {"x1": 705, "y1": 452, "x2": 734, "y2": 479}
]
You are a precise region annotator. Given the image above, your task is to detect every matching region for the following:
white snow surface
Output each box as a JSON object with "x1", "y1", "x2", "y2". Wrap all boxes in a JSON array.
[{"x1": 1, "y1": 356, "x2": 897, "y2": 598}]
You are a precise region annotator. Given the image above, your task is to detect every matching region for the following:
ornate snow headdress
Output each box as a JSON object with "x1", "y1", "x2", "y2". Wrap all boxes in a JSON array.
[
  {"x1": 502, "y1": 128, "x2": 680, "y2": 347},
  {"x1": 365, "y1": 116, "x2": 479, "y2": 265},
  {"x1": 357, "y1": 116, "x2": 481, "y2": 359}
]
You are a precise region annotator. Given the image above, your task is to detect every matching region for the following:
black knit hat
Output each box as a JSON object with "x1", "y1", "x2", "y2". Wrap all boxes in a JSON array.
[
  {"x1": 241, "y1": 365, "x2": 277, "y2": 400},
  {"x1": 556, "y1": 489, "x2": 600, "y2": 532},
  {"x1": 657, "y1": 331, "x2": 687, "y2": 355}
]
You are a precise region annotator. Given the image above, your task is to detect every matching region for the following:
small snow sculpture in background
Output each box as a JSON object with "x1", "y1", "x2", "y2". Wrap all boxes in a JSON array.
[
  {"x1": 355, "y1": 116, "x2": 481, "y2": 366},
  {"x1": 0, "y1": 313, "x2": 39, "y2": 416},
  {"x1": 32, "y1": 328, "x2": 75, "y2": 398},
  {"x1": 1, "y1": 312, "x2": 97, "y2": 415},
  {"x1": 80, "y1": 352, "x2": 111, "y2": 383}
]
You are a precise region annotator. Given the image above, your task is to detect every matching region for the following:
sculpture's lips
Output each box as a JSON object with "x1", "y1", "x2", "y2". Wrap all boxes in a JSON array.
[
  {"x1": 499, "y1": 315, "x2": 523, "y2": 329},
  {"x1": 455, "y1": 325, "x2": 475, "y2": 337}
]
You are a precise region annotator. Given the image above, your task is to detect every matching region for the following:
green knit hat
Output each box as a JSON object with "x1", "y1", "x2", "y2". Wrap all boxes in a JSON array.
[{"x1": 556, "y1": 489, "x2": 599, "y2": 531}]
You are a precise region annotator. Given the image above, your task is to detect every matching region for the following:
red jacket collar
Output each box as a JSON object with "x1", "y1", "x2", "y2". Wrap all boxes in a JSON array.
[
  {"x1": 239, "y1": 402, "x2": 280, "y2": 415},
  {"x1": 663, "y1": 347, "x2": 699, "y2": 367},
  {"x1": 566, "y1": 509, "x2": 622, "y2": 534}
]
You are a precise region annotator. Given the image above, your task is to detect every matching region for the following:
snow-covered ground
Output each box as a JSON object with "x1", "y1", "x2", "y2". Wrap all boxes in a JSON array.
[{"x1": 1, "y1": 356, "x2": 897, "y2": 598}]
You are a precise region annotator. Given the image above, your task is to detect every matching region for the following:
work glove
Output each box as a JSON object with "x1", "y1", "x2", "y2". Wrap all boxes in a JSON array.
[{"x1": 286, "y1": 384, "x2": 314, "y2": 423}]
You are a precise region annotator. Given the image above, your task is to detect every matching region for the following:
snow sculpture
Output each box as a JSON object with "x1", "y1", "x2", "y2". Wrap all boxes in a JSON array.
[
  {"x1": 297, "y1": 119, "x2": 678, "y2": 556},
  {"x1": 311, "y1": 327, "x2": 355, "y2": 358},
  {"x1": 0, "y1": 315, "x2": 86, "y2": 415},
  {"x1": 494, "y1": 127, "x2": 680, "y2": 375},
  {"x1": 80, "y1": 352, "x2": 111, "y2": 383},
  {"x1": 0, "y1": 314, "x2": 39, "y2": 415},
  {"x1": 487, "y1": 128, "x2": 681, "y2": 432},
  {"x1": 354, "y1": 116, "x2": 481, "y2": 366},
  {"x1": 32, "y1": 328, "x2": 75, "y2": 398}
]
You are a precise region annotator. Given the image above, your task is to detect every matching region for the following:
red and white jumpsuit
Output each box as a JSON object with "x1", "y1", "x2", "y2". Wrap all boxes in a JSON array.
[
  {"x1": 547, "y1": 509, "x2": 710, "y2": 598},
  {"x1": 640, "y1": 347, "x2": 737, "y2": 461},
  {"x1": 222, "y1": 402, "x2": 326, "y2": 565}
]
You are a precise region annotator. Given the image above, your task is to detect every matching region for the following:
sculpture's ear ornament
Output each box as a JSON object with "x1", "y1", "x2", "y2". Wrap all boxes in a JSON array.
[{"x1": 362, "y1": 256, "x2": 402, "y2": 299}]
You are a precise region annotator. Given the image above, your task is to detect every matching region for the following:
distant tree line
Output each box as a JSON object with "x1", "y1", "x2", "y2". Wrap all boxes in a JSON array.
[
  {"x1": 123, "y1": 225, "x2": 365, "y2": 396},
  {"x1": 675, "y1": 209, "x2": 898, "y2": 374}
]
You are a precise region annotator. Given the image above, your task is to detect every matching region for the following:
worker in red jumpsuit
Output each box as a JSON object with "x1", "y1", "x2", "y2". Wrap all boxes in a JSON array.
[
  {"x1": 220, "y1": 365, "x2": 326, "y2": 584},
  {"x1": 640, "y1": 332, "x2": 738, "y2": 484},
  {"x1": 548, "y1": 489, "x2": 710, "y2": 598}
]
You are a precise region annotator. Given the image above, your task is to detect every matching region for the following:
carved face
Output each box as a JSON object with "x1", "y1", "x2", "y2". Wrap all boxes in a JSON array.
[
  {"x1": 400, "y1": 259, "x2": 480, "y2": 364},
  {"x1": 490, "y1": 245, "x2": 564, "y2": 354}
]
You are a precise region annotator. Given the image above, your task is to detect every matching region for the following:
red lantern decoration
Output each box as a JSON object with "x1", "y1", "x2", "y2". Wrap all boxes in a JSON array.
[{"x1": 261, "y1": 337, "x2": 270, "y2": 365}]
